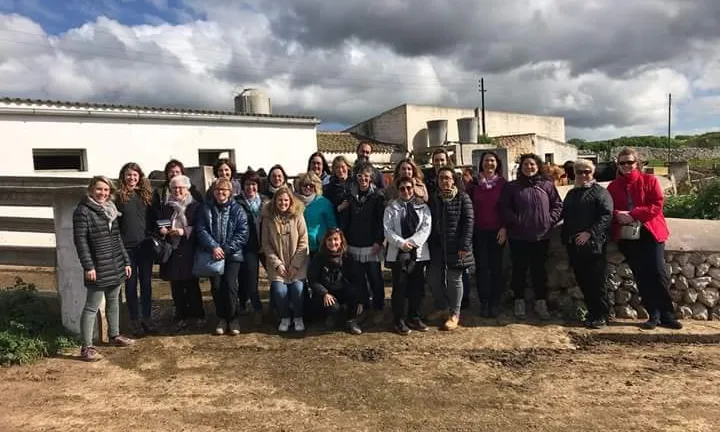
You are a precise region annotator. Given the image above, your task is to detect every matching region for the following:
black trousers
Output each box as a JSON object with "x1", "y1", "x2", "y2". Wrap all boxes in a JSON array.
[
  {"x1": 360, "y1": 261, "x2": 385, "y2": 311},
  {"x1": 567, "y1": 245, "x2": 610, "y2": 320},
  {"x1": 509, "y1": 239, "x2": 550, "y2": 300},
  {"x1": 618, "y1": 228, "x2": 674, "y2": 319},
  {"x1": 170, "y1": 278, "x2": 205, "y2": 320},
  {"x1": 474, "y1": 228, "x2": 506, "y2": 308},
  {"x1": 238, "y1": 251, "x2": 262, "y2": 312},
  {"x1": 390, "y1": 261, "x2": 427, "y2": 322},
  {"x1": 319, "y1": 283, "x2": 360, "y2": 321},
  {"x1": 210, "y1": 260, "x2": 243, "y2": 321}
]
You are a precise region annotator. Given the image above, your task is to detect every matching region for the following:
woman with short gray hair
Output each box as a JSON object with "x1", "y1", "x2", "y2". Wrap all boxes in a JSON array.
[{"x1": 560, "y1": 159, "x2": 612, "y2": 328}]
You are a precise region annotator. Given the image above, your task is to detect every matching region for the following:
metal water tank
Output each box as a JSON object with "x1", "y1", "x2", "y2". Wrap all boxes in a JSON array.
[
  {"x1": 427, "y1": 120, "x2": 448, "y2": 147},
  {"x1": 457, "y1": 117, "x2": 478, "y2": 144},
  {"x1": 234, "y1": 88, "x2": 272, "y2": 115}
]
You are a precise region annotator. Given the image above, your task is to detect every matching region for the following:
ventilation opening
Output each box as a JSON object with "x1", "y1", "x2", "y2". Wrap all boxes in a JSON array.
[{"x1": 32, "y1": 149, "x2": 87, "y2": 171}]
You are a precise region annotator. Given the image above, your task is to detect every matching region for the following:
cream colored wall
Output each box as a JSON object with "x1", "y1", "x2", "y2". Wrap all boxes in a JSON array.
[
  {"x1": 535, "y1": 136, "x2": 578, "y2": 165},
  {"x1": 345, "y1": 105, "x2": 407, "y2": 145}
]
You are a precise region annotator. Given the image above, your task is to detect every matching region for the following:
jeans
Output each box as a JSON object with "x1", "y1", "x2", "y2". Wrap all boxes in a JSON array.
[
  {"x1": 170, "y1": 278, "x2": 205, "y2": 320},
  {"x1": 124, "y1": 242, "x2": 153, "y2": 320},
  {"x1": 567, "y1": 245, "x2": 610, "y2": 321},
  {"x1": 509, "y1": 238, "x2": 550, "y2": 300},
  {"x1": 428, "y1": 258, "x2": 464, "y2": 315},
  {"x1": 239, "y1": 251, "x2": 262, "y2": 312},
  {"x1": 461, "y1": 270, "x2": 470, "y2": 308},
  {"x1": 359, "y1": 262, "x2": 385, "y2": 311},
  {"x1": 80, "y1": 284, "x2": 121, "y2": 347},
  {"x1": 390, "y1": 261, "x2": 427, "y2": 322},
  {"x1": 474, "y1": 229, "x2": 506, "y2": 308},
  {"x1": 271, "y1": 280, "x2": 305, "y2": 318},
  {"x1": 210, "y1": 260, "x2": 242, "y2": 321},
  {"x1": 618, "y1": 228, "x2": 674, "y2": 319}
]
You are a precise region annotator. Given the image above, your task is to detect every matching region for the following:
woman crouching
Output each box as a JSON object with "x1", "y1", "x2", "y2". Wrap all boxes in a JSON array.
[{"x1": 308, "y1": 229, "x2": 364, "y2": 335}]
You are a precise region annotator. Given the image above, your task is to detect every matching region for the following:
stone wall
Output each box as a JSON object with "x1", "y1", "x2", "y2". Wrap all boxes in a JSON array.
[
  {"x1": 543, "y1": 218, "x2": 720, "y2": 320},
  {"x1": 611, "y1": 146, "x2": 720, "y2": 162}
]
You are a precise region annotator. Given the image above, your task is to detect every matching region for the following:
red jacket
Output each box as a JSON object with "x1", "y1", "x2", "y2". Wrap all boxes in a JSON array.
[{"x1": 606, "y1": 169, "x2": 669, "y2": 242}]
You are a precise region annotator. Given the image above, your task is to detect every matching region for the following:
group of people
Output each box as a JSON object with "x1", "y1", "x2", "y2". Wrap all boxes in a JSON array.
[{"x1": 72, "y1": 143, "x2": 683, "y2": 362}]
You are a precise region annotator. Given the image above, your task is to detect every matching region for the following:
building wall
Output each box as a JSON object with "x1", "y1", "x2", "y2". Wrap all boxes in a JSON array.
[
  {"x1": 404, "y1": 105, "x2": 566, "y2": 152},
  {"x1": 0, "y1": 115, "x2": 317, "y2": 178},
  {"x1": 345, "y1": 105, "x2": 407, "y2": 145},
  {"x1": 535, "y1": 136, "x2": 578, "y2": 166}
]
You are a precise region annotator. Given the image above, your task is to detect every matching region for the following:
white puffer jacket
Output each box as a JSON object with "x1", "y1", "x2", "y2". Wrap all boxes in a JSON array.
[{"x1": 383, "y1": 199, "x2": 432, "y2": 263}]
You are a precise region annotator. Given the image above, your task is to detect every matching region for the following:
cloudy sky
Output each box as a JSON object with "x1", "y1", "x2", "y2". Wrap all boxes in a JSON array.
[{"x1": 0, "y1": 0, "x2": 718, "y2": 140}]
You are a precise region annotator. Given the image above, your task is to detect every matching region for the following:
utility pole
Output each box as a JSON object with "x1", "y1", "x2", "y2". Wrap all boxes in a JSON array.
[
  {"x1": 667, "y1": 93, "x2": 672, "y2": 164},
  {"x1": 478, "y1": 78, "x2": 487, "y2": 137}
]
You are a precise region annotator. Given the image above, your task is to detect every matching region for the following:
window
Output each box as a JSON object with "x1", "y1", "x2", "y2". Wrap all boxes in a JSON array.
[
  {"x1": 544, "y1": 153, "x2": 555, "y2": 164},
  {"x1": 32, "y1": 149, "x2": 87, "y2": 171},
  {"x1": 198, "y1": 149, "x2": 235, "y2": 166}
]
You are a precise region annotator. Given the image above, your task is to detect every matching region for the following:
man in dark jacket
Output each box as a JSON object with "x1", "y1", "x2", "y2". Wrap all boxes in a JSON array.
[
  {"x1": 427, "y1": 167, "x2": 475, "y2": 330},
  {"x1": 353, "y1": 141, "x2": 386, "y2": 190}
]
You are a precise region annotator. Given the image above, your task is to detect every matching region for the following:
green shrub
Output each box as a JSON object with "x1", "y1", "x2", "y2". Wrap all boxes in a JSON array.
[
  {"x1": 664, "y1": 194, "x2": 698, "y2": 219},
  {"x1": 0, "y1": 278, "x2": 76, "y2": 366},
  {"x1": 664, "y1": 179, "x2": 720, "y2": 220}
]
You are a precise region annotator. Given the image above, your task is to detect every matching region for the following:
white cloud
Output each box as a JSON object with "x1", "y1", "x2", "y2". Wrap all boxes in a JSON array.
[{"x1": 0, "y1": 1, "x2": 720, "y2": 139}]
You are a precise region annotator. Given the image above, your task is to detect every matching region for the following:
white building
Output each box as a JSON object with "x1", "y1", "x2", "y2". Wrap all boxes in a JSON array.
[
  {"x1": 0, "y1": 94, "x2": 320, "y2": 179},
  {"x1": 316, "y1": 131, "x2": 404, "y2": 171}
]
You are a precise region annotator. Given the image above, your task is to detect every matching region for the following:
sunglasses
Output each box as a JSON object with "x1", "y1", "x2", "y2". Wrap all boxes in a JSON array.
[
  {"x1": 399, "y1": 185, "x2": 414, "y2": 191},
  {"x1": 575, "y1": 170, "x2": 592, "y2": 175},
  {"x1": 618, "y1": 160, "x2": 635, "y2": 166},
  {"x1": 301, "y1": 183, "x2": 314, "y2": 189}
]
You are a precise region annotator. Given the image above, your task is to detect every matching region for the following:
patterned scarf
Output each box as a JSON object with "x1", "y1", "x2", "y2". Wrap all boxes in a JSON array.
[
  {"x1": 439, "y1": 186, "x2": 458, "y2": 202},
  {"x1": 87, "y1": 196, "x2": 119, "y2": 224},
  {"x1": 243, "y1": 193, "x2": 262, "y2": 219},
  {"x1": 477, "y1": 173, "x2": 501, "y2": 190},
  {"x1": 167, "y1": 193, "x2": 194, "y2": 230}
]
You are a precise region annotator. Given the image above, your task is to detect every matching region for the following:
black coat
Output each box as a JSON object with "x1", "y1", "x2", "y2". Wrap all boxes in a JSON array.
[
  {"x1": 157, "y1": 200, "x2": 201, "y2": 281},
  {"x1": 307, "y1": 251, "x2": 364, "y2": 300},
  {"x1": 323, "y1": 176, "x2": 351, "y2": 213},
  {"x1": 116, "y1": 193, "x2": 153, "y2": 249},
  {"x1": 339, "y1": 185, "x2": 385, "y2": 248},
  {"x1": 428, "y1": 191, "x2": 475, "y2": 269},
  {"x1": 73, "y1": 197, "x2": 130, "y2": 289},
  {"x1": 560, "y1": 183, "x2": 614, "y2": 254}
]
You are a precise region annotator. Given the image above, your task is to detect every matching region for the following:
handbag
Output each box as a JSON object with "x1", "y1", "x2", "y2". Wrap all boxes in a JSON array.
[
  {"x1": 192, "y1": 249, "x2": 225, "y2": 277},
  {"x1": 150, "y1": 235, "x2": 173, "y2": 264},
  {"x1": 619, "y1": 221, "x2": 642, "y2": 240}
]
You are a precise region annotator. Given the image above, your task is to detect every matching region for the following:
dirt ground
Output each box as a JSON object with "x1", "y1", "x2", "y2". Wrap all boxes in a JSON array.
[{"x1": 2, "y1": 268, "x2": 720, "y2": 431}]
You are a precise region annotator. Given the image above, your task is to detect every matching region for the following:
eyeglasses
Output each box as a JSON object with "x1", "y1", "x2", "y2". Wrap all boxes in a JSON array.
[
  {"x1": 575, "y1": 170, "x2": 592, "y2": 175},
  {"x1": 618, "y1": 160, "x2": 635, "y2": 166},
  {"x1": 302, "y1": 183, "x2": 314, "y2": 189}
]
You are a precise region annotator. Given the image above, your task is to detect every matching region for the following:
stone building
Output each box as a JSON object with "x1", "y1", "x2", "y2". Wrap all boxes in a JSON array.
[{"x1": 316, "y1": 131, "x2": 404, "y2": 171}]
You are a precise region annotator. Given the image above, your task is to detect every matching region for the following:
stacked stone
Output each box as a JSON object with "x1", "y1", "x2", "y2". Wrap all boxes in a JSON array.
[{"x1": 545, "y1": 243, "x2": 720, "y2": 320}]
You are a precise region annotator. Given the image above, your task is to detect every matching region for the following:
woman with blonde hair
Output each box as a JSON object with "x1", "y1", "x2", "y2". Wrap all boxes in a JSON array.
[
  {"x1": 293, "y1": 171, "x2": 337, "y2": 256},
  {"x1": 74, "y1": 176, "x2": 134, "y2": 361},
  {"x1": 262, "y1": 186, "x2": 310, "y2": 332},
  {"x1": 116, "y1": 162, "x2": 156, "y2": 335},
  {"x1": 385, "y1": 158, "x2": 428, "y2": 203},
  {"x1": 323, "y1": 155, "x2": 353, "y2": 216},
  {"x1": 561, "y1": 159, "x2": 613, "y2": 328}
]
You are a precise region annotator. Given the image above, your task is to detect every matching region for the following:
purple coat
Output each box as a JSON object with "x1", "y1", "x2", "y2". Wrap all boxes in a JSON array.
[
  {"x1": 499, "y1": 175, "x2": 563, "y2": 241},
  {"x1": 158, "y1": 200, "x2": 201, "y2": 281}
]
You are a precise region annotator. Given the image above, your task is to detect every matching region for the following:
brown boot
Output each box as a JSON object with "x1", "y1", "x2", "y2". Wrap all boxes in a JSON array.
[{"x1": 442, "y1": 314, "x2": 460, "y2": 331}]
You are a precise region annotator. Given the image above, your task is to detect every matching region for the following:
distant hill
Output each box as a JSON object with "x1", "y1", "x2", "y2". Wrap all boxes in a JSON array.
[{"x1": 569, "y1": 132, "x2": 720, "y2": 153}]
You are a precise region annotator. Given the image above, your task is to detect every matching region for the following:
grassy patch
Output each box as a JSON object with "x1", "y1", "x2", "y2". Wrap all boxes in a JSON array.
[{"x1": 0, "y1": 278, "x2": 76, "y2": 366}]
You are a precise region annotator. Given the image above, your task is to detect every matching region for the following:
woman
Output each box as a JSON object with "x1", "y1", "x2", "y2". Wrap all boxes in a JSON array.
[
  {"x1": 294, "y1": 172, "x2": 337, "y2": 255},
  {"x1": 151, "y1": 159, "x2": 203, "y2": 215},
  {"x1": 157, "y1": 175, "x2": 205, "y2": 331},
  {"x1": 235, "y1": 169, "x2": 267, "y2": 324},
  {"x1": 462, "y1": 167, "x2": 475, "y2": 187},
  {"x1": 427, "y1": 167, "x2": 474, "y2": 331},
  {"x1": 196, "y1": 178, "x2": 249, "y2": 336},
  {"x1": 607, "y1": 147, "x2": 682, "y2": 330},
  {"x1": 323, "y1": 155, "x2": 353, "y2": 217},
  {"x1": 561, "y1": 159, "x2": 613, "y2": 329},
  {"x1": 340, "y1": 161, "x2": 387, "y2": 322},
  {"x1": 469, "y1": 151, "x2": 507, "y2": 318},
  {"x1": 384, "y1": 158, "x2": 429, "y2": 203},
  {"x1": 307, "y1": 152, "x2": 332, "y2": 186},
  {"x1": 205, "y1": 158, "x2": 242, "y2": 199},
  {"x1": 384, "y1": 176, "x2": 432, "y2": 335},
  {"x1": 308, "y1": 229, "x2": 363, "y2": 335},
  {"x1": 116, "y1": 162, "x2": 155, "y2": 335},
  {"x1": 499, "y1": 153, "x2": 563, "y2": 320},
  {"x1": 261, "y1": 164, "x2": 291, "y2": 200},
  {"x1": 73, "y1": 176, "x2": 134, "y2": 362},
  {"x1": 261, "y1": 187, "x2": 310, "y2": 333}
]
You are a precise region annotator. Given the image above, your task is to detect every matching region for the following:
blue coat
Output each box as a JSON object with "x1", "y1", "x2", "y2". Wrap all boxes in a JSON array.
[
  {"x1": 195, "y1": 199, "x2": 249, "y2": 262},
  {"x1": 303, "y1": 195, "x2": 337, "y2": 253}
]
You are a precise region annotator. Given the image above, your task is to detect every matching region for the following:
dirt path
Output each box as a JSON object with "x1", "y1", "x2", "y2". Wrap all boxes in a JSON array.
[{"x1": 2, "y1": 321, "x2": 720, "y2": 432}]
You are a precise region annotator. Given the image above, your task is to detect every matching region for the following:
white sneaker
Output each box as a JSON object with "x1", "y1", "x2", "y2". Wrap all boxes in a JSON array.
[
  {"x1": 278, "y1": 318, "x2": 291, "y2": 333},
  {"x1": 293, "y1": 317, "x2": 305, "y2": 332},
  {"x1": 214, "y1": 319, "x2": 227, "y2": 335}
]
